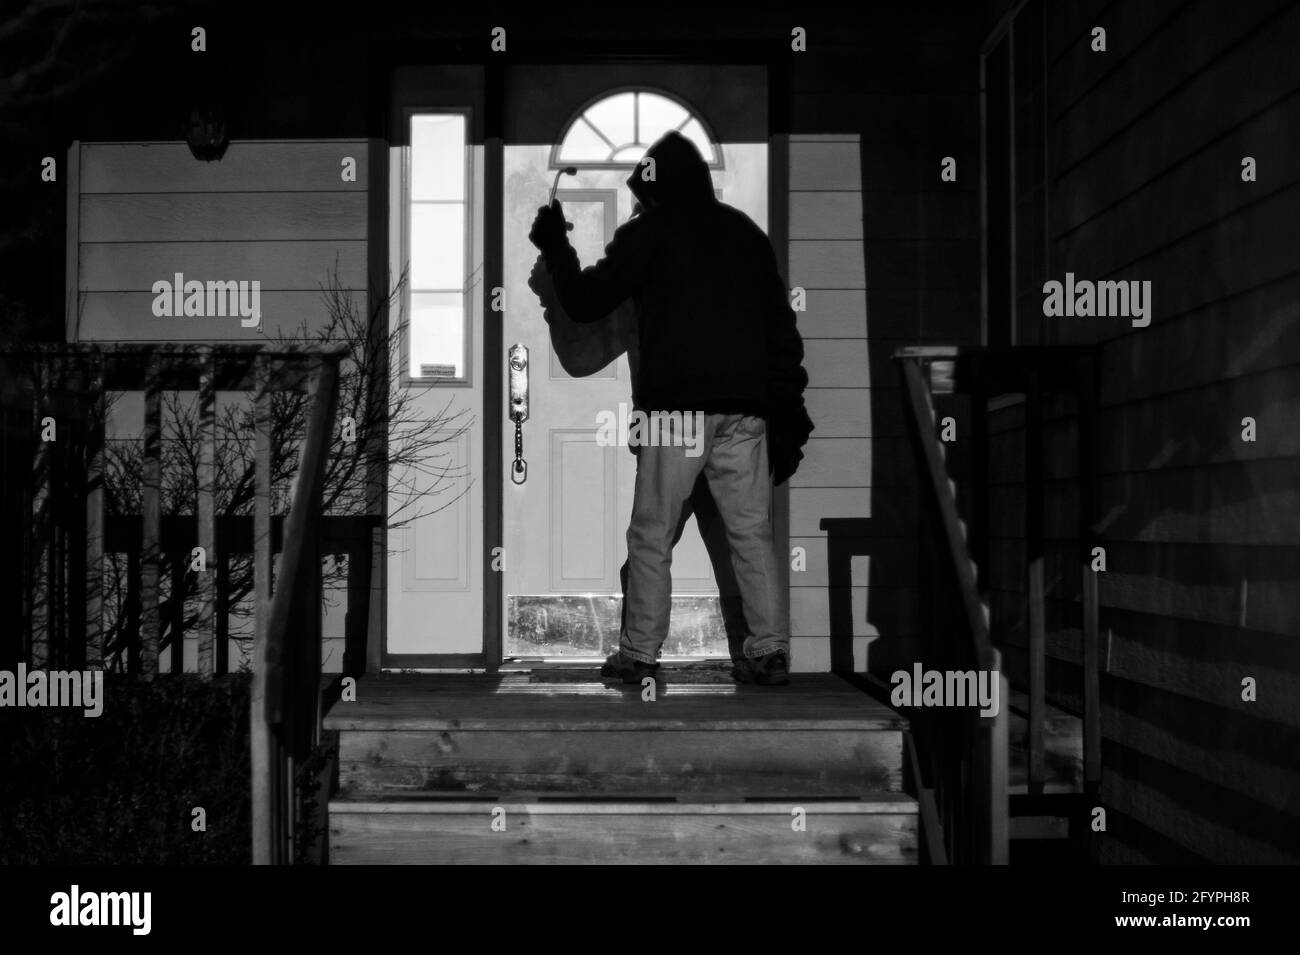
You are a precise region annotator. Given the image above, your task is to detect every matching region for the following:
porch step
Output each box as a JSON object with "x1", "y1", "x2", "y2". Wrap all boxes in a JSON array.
[
  {"x1": 327, "y1": 674, "x2": 907, "y2": 797},
  {"x1": 1007, "y1": 691, "x2": 1085, "y2": 797},
  {"x1": 335, "y1": 724, "x2": 902, "y2": 796},
  {"x1": 329, "y1": 793, "x2": 918, "y2": 865},
  {"x1": 1005, "y1": 692, "x2": 1089, "y2": 862},
  {"x1": 324, "y1": 673, "x2": 916, "y2": 864}
]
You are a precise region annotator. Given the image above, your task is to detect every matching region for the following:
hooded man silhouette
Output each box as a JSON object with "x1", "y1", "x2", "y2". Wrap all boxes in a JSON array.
[{"x1": 530, "y1": 130, "x2": 812, "y2": 686}]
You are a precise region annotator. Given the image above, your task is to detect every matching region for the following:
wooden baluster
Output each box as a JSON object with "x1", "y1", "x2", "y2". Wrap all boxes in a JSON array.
[
  {"x1": 140, "y1": 354, "x2": 162, "y2": 677},
  {"x1": 34, "y1": 363, "x2": 58, "y2": 669},
  {"x1": 285, "y1": 753, "x2": 297, "y2": 864},
  {"x1": 215, "y1": 532, "x2": 229, "y2": 676},
  {"x1": 252, "y1": 354, "x2": 275, "y2": 863},
  {"x1": 126, "y1": 544, "x2": 141, "y2": 675},
  {"x1": 970, "y1": 354, "x2": 989, "y2": 597},
  {"x1": 63, "y1": 357, "x2": 88, "y2": 671},
  {"x1": 20, "y1": 375, "x2": 37, "y2": 668},
  {"x1": 196, "y1": 350, "x2": 217, "y2": 677},
  {"x1": 1079, "y1": 353, "x2": 1102, "y2": 795},
  {"x1": 254, "y1": 357, "x2": 273, "y2": 647},
  {"x1": 0, "y1": 394, "x2": 21, "y2": 671},
  {"x1": 344, "y1": 534, "x2": 368, "y2": 678},
  {"x1": 1025, "y1": 365, "x2": 1046, "y2": 795},
  {"x1": 988, "y1": 654, "x2": 1010, "y2": 865},
  {"x1": 85, "y1": 353, "x2": 105, "y2": 669},
  {"x1": 169, "y1": 551, "x2": 185, "y2": 673}
]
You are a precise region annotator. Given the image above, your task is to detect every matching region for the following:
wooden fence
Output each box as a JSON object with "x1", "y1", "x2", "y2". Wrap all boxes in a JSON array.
[{"x1": 0, "y1": 344, "x2": 352, "y2": 864}]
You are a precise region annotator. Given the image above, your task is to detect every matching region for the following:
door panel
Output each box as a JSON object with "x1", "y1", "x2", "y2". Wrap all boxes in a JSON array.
[{"x1": 385, "y1": 67, "x2": 487, "y2": 663}]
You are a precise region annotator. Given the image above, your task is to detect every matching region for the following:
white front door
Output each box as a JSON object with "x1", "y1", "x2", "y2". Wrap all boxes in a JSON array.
[{"x1": 500, "y1": 86, "x2": 768, "y2": 660}]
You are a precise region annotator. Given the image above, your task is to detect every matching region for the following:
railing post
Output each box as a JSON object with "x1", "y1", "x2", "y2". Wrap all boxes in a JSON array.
[
  {"x1": 251, "y1": 350, "x2": 341, "y2": 865},
  {"x1": 252, "y1": 354, "x2": 276, "y2": 864}
]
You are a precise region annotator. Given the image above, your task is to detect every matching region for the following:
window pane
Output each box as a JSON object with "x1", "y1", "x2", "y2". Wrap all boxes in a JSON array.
[
  {"x1": 411, "y1": 114, "x2": 466, "y2": 201},
  {"x1": 410, "y1": 202, "x2": 464, "y2": 290},
  {"x1": 638, "y1": 92, "x2": 689, "y2": 143},
  {"x1": 583, "y1": 91, "x2": 635, "y2": 150},
  {"x1": 611, "y1": 144, "x2": 647, "y2": 164},
  {"x1": 410, "y1": 292, "x2": 464, "y2": 379},
  {"x1": 557, "y1": 119, "x2": 611, "y2": 162},
  {"x1": 555, "y1": 91, "x2": 717, "y2": 166},
  {"x1": 557, "y1": 199, "x2": 609, "y2": 266},
  {"x1": 677, "y1": 118, "x2": 715, "y2": 162}
]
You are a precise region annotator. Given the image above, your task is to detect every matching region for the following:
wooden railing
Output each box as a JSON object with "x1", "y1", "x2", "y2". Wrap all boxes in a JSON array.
[
  {"x1": 252, "y1": 349, "x2": 342, "y2": 865},
  {"x1": 0, "y1": 344, "x2": 346, "y2": 863},
  {"x1": 895, "y1": 347, "x2": 1008, "y2": 865},
  {"x1": 894, "y1": 344, "x2": 1102, "y2": 863}
]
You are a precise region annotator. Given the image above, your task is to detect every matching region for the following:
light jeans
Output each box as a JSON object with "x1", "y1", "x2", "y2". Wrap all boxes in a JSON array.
[
  {"x1": 618, "y1": 475, "x2": 748, "y2": 663},
  {"x1": 620, "y1": 412, "x2": 790, "y2": 664}
]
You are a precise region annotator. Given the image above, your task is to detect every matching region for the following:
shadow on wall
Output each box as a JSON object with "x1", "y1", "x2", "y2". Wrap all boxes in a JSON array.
[{"x1": 812, "y1": 124, "x2": 980, "y2": 679}]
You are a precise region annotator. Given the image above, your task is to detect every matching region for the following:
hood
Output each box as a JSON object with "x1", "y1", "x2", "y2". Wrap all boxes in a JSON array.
[{"x1": 626, "y1": 130, "x2": 715, "y2": 207}]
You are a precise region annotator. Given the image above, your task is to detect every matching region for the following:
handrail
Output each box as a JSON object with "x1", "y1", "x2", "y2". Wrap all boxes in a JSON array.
[
  {"x1": 894, "y1": 346, "x2": 1008, "y2": 865},
  {"x1": 898, "y1": 358, "x2": 995, "y2": 670},
  {"x1": 894, "y1": 343, "x2": 1101, "y2": 864},
  {"x1": 252, "y1": 353, "x2": 341, "y2": 865},
  {"x1": 904, "y1": 730, "x2": 948, "y2": 865}
]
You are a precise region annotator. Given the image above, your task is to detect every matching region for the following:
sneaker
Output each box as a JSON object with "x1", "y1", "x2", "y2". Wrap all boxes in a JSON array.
[
  {"x1": 732, "y1": 652, "x2": 791, "y2": 686},
  {"x1": 600, "y1": 651, "x2": 662, "y2": 686}
]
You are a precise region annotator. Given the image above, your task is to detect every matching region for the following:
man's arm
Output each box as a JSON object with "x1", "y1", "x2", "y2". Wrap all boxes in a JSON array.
[
  {"x1": 528, "y1": 254, "x2": 638, "y2": 379},
  {"x1": 529, "y1": 202, "x2": 651, "y2": 323}
]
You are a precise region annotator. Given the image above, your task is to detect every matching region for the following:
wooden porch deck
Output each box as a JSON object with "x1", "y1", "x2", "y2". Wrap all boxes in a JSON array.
[{"x1": 323, "y1": 671, "x2": 906, "y2": 732}]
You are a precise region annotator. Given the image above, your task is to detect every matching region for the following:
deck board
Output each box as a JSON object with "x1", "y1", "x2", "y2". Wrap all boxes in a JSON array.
[
  {"x1": 323, "y1": 672, "x2": 904, "y2": 732},
  {"x1": 329, "y1": 793, "x2": 919, "y2": 865}
]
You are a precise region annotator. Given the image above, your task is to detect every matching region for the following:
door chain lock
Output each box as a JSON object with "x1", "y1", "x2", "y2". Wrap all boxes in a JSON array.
[
  {"x1": 508, "y1": 343, "x2": 529, "y2": 485},
  {"x1": 511, "y1": 416, "x2": 527, "y2": 484}
]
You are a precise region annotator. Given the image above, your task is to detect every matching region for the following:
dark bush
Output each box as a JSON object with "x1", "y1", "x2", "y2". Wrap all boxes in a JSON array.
[{"x1": 0, "y1": 674, "x2": 252, "y2": 864}]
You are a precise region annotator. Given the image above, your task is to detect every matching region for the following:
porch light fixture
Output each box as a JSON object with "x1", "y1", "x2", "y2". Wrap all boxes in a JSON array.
[{"x1": 185, "y1": 107, "x2": 229, "y2": 161}]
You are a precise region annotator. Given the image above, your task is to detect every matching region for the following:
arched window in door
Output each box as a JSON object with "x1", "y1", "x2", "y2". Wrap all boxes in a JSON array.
[{"x1": 551, "y1": 89, "x2": 721, "y2": 169}]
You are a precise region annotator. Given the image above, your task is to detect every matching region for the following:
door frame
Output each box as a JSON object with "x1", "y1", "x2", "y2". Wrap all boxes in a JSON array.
[{"x1": 382, "y1": 49, "x2": 790, "y2": 671}]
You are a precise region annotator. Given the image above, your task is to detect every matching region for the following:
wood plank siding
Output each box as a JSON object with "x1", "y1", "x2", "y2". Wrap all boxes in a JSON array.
[
  {"x1": 786, "y1": 13, "x2": 983, "y2": 674},
  {"x1": 984, "y1": 0, "x2": 1300, "y2": 862},
  {"x1": 70, "y1": 141, "x2": 369, "y2": 343},
  {"x1": 68, "y1": 140, "x2": 369, "y2": 673}
]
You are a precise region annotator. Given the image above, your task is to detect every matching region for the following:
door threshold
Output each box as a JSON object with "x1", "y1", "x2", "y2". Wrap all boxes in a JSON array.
[{"x1": 502, "y1": 657, "x2": 731, "y2": 669}]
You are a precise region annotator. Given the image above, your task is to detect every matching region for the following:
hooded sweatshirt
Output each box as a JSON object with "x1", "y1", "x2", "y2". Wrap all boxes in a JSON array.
[{"x1": 537, "y1": 131, "x2": 809, "y2": 423}]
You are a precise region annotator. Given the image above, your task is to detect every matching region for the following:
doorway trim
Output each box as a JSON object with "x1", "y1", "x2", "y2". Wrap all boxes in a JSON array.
[{"x1": 478, "y1": 56, "x2": 789, "y2": 671}]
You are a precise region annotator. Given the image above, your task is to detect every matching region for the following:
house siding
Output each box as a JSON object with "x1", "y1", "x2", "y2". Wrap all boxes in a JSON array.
[
  {"x1": 986, "y1": 0, "x2": 1300, "y2": 862},
  {"x1": 68, "y1": 139, "x2": 371, "y2": 673},
  {"x1": 786, "y1": 17, "x2": 983, "y2": 674},
  {"x1": 70, "y1": 140, "x2": 369, "y2": 343}
]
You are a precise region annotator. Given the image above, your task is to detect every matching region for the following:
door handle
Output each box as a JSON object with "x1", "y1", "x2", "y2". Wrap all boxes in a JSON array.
[{"x1": 508, "y1": 344, "x2": 529, "y2": 484}]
